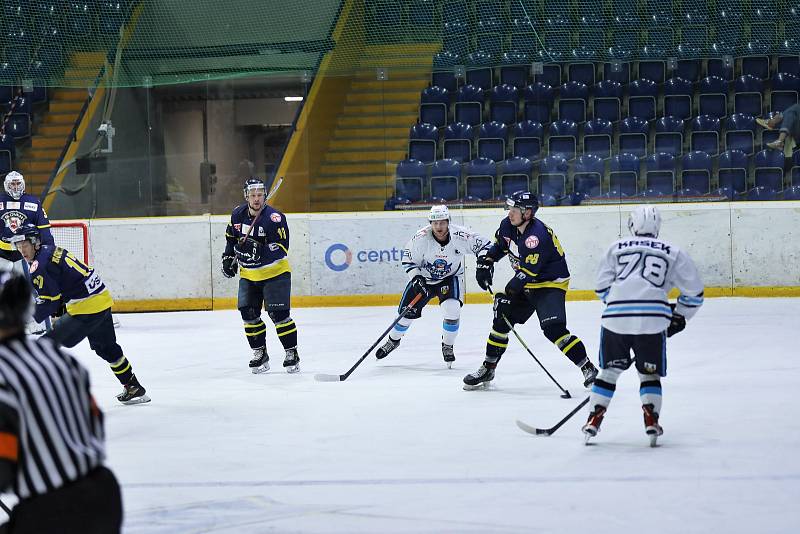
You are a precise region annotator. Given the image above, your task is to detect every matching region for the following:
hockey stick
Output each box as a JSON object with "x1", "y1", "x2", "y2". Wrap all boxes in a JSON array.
[
  {"x1": 488, "y1": 286, "x2": 571, "y2": 399},
  {"x1": 516, "y1": 396, "x2": 590, "y2": 436},
  {"x1": 0, "y1": 497, "x2": 10, "y2": 515},
  {"x1": 314, "y1": 292, "x2": 424, "y2": 382}
]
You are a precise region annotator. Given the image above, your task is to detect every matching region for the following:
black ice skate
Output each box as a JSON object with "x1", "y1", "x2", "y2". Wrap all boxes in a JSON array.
[
  {"x1": 582, "y1": 404, "x2": 607, "y2": 444},
  {"x1": 376, "y1": 337, "x2": 400, "y2": 359},
  {"x1": 249, "y1": 347, "x2": 269, "y2": 374},
  {"x1": 116, "y1": 375, "x2": 150, "y2": 405},
  {"x1": 283, "y1": 348, "x2": 300, "y2": 374},
  {"x1": 463, "y1": 362, "x2": 496, "y2": 390},
  {"x1": 442, "y1": 343, "x2": 455, "y2": 368},
  {"x1": 642, "y1": 404, "x2": 663, "y2": 447},
  {"x1": 580, "y1": 360, "x2": 599, "y2": 387}
]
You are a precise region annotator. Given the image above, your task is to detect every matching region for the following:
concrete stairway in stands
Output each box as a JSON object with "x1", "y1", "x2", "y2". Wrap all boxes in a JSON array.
[
  {"x1": 18, "y1": 51, "x2": 105, "y2": 196},
  {"x1": 310, "y1": 43, "x2": 438, "y2": 212}
]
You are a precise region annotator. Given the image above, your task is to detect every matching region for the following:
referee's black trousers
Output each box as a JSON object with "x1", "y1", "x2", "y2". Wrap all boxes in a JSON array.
[{"x1": 6, "y1": 466, "x2": 122, "y2": 534}]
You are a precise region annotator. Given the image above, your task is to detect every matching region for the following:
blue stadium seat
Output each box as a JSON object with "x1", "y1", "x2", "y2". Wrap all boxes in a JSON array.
[
  {"x1": 644, "y1": 0, "x2": 673, "y2": 25},
  {"x1": 572, "y1": 154, "x2": 604, "y2": 197},
  {"x1": 645, "y1": 153, "x2": 677, "y2": 194},
  {"x1": 66, "y1": 2, "x2": 93, "y2": 36},
  {"x1": 477, "y1": 121, "x2": 508, "y2": 162},
  {"x1": 638, "y1": 59, "x2": 666, "y2": 84},
  {"x1": 608, "y1": 29, "x2": 638, "y2": 61},
  {"x1": 747, "y1": 185, "x2": 779, "y2": 200},
  {"x1": 538, "y1": 155, "x2": 568, "y2": 198},
  {"x1": 698, "y1": 76, "x2": 728, "y2": 118},
  {"x1": 654, "y1": 116, "x2": 685, "y2": 157},
  {"x1": 509, "y1": 33, "x2": 538, "y2": 58},
  {"x1": 512, "y1": 120, "x2": 543, "y2": 160},
  {"x1": 548, "y1": 120, "x2": 578, "y2": 160},
  {"x1": 455, "y1": 85, "x2": 484, "y2": 126},
  {"x1": 420, "y1": 86, "x2": 449, "y2": 127},
  {"x1": 499, "y1": 62, "x2": 529, "y2": 90},
  {"x1": 464, "y1": 157, "x2": 496, "y2": 200},
  {"x1": 583, "y1": 118, "x2": 613, "y2": 159},
  {"x1": 535, "y1": 64, "x2": 562, "y2": 89},
  {"x1": 489, "y1": 84, "x2": 519, "y2": 125},
  {"x1": 754, "y1": 148, "x2": 785, "y2": 191},
  {"x1": 743, "y1": 20, "x2": 776, "y2": 79},
  {"x1": 707, "y1": 55, "x2": 735, "y2": 82},
  {"x1": 603, "y1": 61, "x2": 631, "y2": 85},
  {"x1": 0, "y1": 86, "x2": 13, "y2": 105},
  {"x1": 784, "y1": 184, "x2": 800, "y2": 199},
  {"x1": 500, "y1": 156, "x2": 533, "y2": 198},
  {"x1": 442, "y1": 0, "x2": 469, "y2": 33},
  {"x1": 770, "y1": 72, "x2": 800, "y2": 112},
  {"x1": 432, "y1": 69, "x2": 459, "y2": 94},
  {"x1": 0, "y1": 132, "x2": 14, "y2": 160},
  {"x1": 619, "y1": 117, "x2": 649, "y2": 158},
  {"x1": 718, "y1": 149, "x2": 749, "y2": 197},
  {"x1": 690, "y1": 115, "x2": 721, "y2": 155},
  {"x1": 443, "y1": 122, "x2": 474, "y2": 162},
  {"x1": 609, "y1": 153, "x2": 640, "y2": 196},
  {"x1": 99, "y1": 0, "x2": 128, "y2": 34},
  {"x1": 641, "y1": 29, "x2": 671, "y2": 77},
  {"x1": 559, "y1": 81, "x2": 589, "y2": 123},
  {"x1": 523, "y1": 82, "x2": 554, "y2": 124},
  {"x1": 725, "y1": 113, "x2": 756, "y2": 155},
  {"x1": 8, "y1": 113, "x2": 30, "y2": 138},
  {"x1": 540, "y1": 30, "x2": 571, "y2": 62},
  {"x1": 4, "y1": 46, "x2": 30, "y2": 74},
  {"x1": 676, "y1": 26, "x2": 707, "y2": 82},
  {"x1": 734, "y1": 75, "x2": 764, "y2": 116},
  {"x1": 627, "y1": 78, "x2": 658, "y2": 121},
  {"x1": 663, "y1": 77, "x2": 693, "y2": 121},
  {"x1": 680, "y1": 151, "x2": 712, "y2": 194},
  {"x1": 395, "y1": 159, "x2": 427, "y2": 202},
  {"x1": 592, "y1": 80, "x2": 622, "y2": 123},
  {"x1": 409, "y1": 123, "x2": 439, "y2": 164},
  {"x1": 568, "y1": 61, "x2": 596, "y2": 86},
  {"x1": 476, "y1": 0, "x2": 504, "y2": 32},
  {"x1": 777, "y1": 55, "x2": 800, "y2": 77},
  {"x1": 430, "y1": 158, "x2": 461, "y2": 201},
  {"x1": 466, "y1": 50, "x2": 495, "y2": 90}
]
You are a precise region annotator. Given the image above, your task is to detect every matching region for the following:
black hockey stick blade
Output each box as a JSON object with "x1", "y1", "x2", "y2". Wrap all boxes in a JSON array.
[{"x1": 516, "y1": 396, "x2": 590, "y2": 437}]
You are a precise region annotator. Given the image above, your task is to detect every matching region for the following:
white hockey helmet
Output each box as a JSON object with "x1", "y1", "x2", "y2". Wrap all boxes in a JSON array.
[
  {"x1": 429, "y1": 204, "x2": 450, "y2": 221},
  {"x1": 628, "y1": 205, "x2": 662, "y2": 238},
  {"x1": 4, "y1": 171, "x2": 24, "y2": 200}
]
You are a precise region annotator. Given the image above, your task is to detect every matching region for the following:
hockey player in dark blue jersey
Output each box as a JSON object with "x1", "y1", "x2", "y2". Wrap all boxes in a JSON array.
[
  {"x1": 222, "y1": 177, "x2": 299, "y2": 374},
  {"x1": 11, "y1": 223, "x2": 150, "y2": 405},
  {"x1": 0, "y1": 171, "x2": 55, "y2": 271},
  {"x1": 464, "y1": 191, "x2": 598, "y2": 390}
]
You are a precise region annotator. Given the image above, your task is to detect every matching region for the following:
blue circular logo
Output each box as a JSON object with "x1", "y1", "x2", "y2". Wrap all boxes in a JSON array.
[{"x1": 324, "y1": 243, "x2": 352, "y2": 272}]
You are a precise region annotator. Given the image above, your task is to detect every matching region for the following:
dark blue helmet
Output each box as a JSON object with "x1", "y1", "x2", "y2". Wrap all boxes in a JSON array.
[
  {"x1": 243, "y1": 177, "x2": 266, "y2": 198},
  {"x1": 506, "y1": 190, "x2": 538, "y2": 213},
  {"x1": 10, "y1": 223, "x2": 41, "y2": 248}
]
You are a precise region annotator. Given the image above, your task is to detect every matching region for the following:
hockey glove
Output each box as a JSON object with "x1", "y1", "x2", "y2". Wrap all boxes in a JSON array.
[
  {"x1": 410, "y1": 275, "x2": 430, "y2": 299},
  {"x1": 667, "y1": 313, "x2": 686, "y2": 337},
  {"x1": 476, "y1": 257, "x2": 494, "y2": 290},
  {"x1": 221, "y1": 254, "x2": 238, "y2": 278},
  {"x1": 493, "y1": 292, "x2": 513, "y2": 321},
  {"x1": 504, "y1": 270, "x2": 528, "y2": 297},
  {"x1": 234, "y1": 237, "x2": 263, "y2": 263}
]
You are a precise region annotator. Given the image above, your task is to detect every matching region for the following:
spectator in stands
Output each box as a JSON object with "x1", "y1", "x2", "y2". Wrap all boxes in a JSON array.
[{"x1": 757, "y1": 103, "x2": 800, "y2": 152}]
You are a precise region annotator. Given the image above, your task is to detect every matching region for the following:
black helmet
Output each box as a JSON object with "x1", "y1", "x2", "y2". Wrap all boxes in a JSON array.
[
  {"x1": 10, "y1": 223, "x2": 41, "y2": 248},
  {"x1": 0, "y1": 271, "x2": 33, "y2": 332},
  {"x1": 506, "y1": 190, "x2": 538, "y2": 213}
]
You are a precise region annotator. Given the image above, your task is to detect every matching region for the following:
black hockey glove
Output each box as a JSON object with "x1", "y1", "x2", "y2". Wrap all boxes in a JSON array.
[
  {"x1": 505, "y1": 271, "x2": 528, "y2": 297},
  {"x1": 234, "y1": 237, "x2": 263, "y2": 263},
  {"x1": 667, "y1": 313, "x2": 686, "y2": 337},
  {"x1": 476, "y1": 257, "x2": 494, "y2": 290},
  {"x1": 221, "y1": 254, "x2": 238, "y2": 278},
  {"x1": 410, "y1": 275, "x2": 430, "y2": 299},
  {"x1": 493, "y1": 292, "x2": 513, "y2": 321}
]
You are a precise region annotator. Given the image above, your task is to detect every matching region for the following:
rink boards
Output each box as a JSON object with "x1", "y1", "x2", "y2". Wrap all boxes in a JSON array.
[{"x1": 65, "y1": 202, "x2": 800, "y2": 311}]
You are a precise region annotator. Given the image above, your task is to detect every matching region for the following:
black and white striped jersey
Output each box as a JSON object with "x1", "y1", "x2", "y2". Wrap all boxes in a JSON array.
[
  {"x1": 596, "y1": 236, "x2": 704, "y2": 335},
  {"x1": 0, "y1": 335, "x2": 105, "y2": 499}
]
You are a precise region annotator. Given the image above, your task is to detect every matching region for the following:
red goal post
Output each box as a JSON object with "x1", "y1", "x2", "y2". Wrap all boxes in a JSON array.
[{"x1": 50, "y1": 221, "x2": 90, "y2": 265}]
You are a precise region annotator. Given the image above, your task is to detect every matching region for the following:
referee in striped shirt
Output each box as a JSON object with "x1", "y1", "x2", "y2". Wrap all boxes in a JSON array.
[{"x1": 0, "y1": 271, "x2": 122, "y2": 533}]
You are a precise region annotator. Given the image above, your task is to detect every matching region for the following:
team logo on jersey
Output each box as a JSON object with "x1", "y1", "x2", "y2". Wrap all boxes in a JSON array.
[
  {"x1": 441, "y1": 285, "x2": 449, "y2": 295},
  {"x1": 234, "y1": 224, "x2": 242, "y2": 231},
  {"x1": 424, "y1": 258, "x2": 452, "y2": 279},
  {"x1": 1, "y1": 210, "x2": 26, "y2": 232},
  {"x1": 270, "y1": 213, "x2": 282, "y2": 223},
  {"x1": 30, "y1": 260, "x2": 39, "y2": 272},
  {"x1": 525, "y1": 235, "x2": 539, "y2": 249}
]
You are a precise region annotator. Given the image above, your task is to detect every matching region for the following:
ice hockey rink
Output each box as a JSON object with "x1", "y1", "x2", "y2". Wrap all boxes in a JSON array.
[{"x1": 6, "y1": 298, "x2": 797, "y2": 533}]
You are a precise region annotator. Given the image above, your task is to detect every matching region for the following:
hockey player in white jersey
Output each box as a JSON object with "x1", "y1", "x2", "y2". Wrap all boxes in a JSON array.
[
  {"x1": 376, "y1": 205, "x2": 491, "y2": 367},
  {"x1": 583, "y1": 205, "x2": 704, "y2": 447}
]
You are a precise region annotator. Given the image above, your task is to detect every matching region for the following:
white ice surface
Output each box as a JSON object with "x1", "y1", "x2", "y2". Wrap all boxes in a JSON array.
[{"x1": 11, "y1": 298, "x2": 800, "y2": 533}]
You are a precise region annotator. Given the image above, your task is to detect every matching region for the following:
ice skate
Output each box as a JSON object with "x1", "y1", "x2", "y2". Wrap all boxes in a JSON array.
[
  {"x1": 283, "y1": 348, "x2": 300, "y2": 373},
  {"x1": 582, "y1": 405, "x2": 607, "y2": 444},
  {"x1": 580, "y1": 360, "x2": 598, "y2": 387},
  {"x1": 116, "y1": 375, "x2": 150, "y2": 405},
  {"x1": 463, "y1": 362, "x2": 495, "y2": 390},
  {"x1": 376, "y1": 337, "x2": 400, "y2": 359},
  {"x1": 442, "y1": 343, "x2": 455, "y2": 368},
  {"x1": 642, "y1": 404, "x2": 663, "y2": 447},
  {"x1": 249, "y1": 347, "x2": 269, "y2": 374}
]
